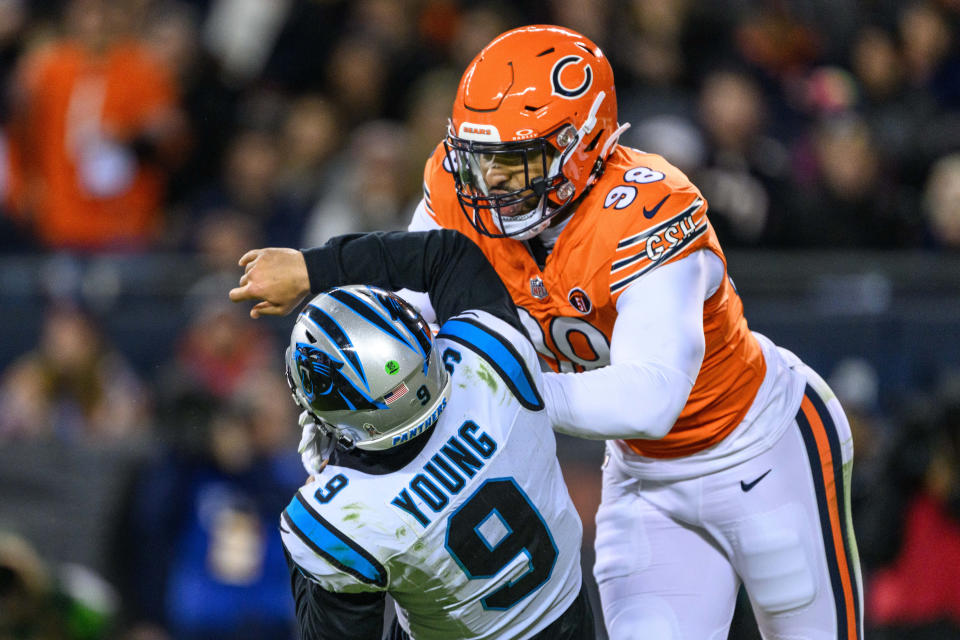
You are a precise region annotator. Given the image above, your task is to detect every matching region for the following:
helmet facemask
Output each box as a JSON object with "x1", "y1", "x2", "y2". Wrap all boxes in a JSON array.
[{"x1": 445, "y1": 125, "x2": 579, "y2": 240}]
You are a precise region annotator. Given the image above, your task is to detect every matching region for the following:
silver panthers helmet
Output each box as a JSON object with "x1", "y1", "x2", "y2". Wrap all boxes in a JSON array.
[{"x1": 285, "y1": 285, "x2": 451, "y2": 451}]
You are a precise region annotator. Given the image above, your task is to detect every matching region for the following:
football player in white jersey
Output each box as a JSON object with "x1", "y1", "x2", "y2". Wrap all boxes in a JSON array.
[{"x1": 231, "y1": 230, "x2": 595, "y2": 640}]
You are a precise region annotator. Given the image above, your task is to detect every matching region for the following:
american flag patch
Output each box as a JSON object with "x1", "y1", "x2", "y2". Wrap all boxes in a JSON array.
[{"x1": 383, "y1": 382, "x2": 409, "y2": 405}]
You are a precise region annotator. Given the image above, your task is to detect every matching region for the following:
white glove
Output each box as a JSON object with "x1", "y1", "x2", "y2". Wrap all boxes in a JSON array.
[{"x1": 297, "y1": 411, "x2": 336, "y2": 477}]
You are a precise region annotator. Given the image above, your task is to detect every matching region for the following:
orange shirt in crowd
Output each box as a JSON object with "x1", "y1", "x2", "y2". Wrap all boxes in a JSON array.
[{"x1": 7, "y1": 39, "x2": 178, "y2": 250}]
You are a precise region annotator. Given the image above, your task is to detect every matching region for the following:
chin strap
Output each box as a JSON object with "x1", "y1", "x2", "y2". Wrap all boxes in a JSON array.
[
  {"x1": 298, "y1": 411, "x2": 338, "y2": 475},
  {"x1": 599, "y1": 122, "x2": 631, "y2": 161}
]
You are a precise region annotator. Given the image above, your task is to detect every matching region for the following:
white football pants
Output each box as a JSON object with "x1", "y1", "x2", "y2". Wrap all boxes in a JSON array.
[{"x1": 593, "y1": 367, "x2": 863, "y2": 639}]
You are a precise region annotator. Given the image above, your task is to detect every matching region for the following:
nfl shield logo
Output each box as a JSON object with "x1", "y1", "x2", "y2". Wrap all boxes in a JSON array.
[
  {"x1": 530, "y1": 276, "x2": 548, "y2": 299},
  {"x1": 568, "y1": 288, "x2": 592, "y2": 314}
]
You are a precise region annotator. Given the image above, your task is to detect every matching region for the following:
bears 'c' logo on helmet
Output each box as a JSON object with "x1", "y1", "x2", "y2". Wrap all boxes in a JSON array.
[{"x1": 551, "y1": 56, "x2": 593, "y2": 99}]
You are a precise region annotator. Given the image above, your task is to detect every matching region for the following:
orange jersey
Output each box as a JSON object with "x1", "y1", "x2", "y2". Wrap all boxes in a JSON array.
[
  {"x1": 422, "y1": 143, "x2": 766, "y2": 458},
  {"x1": 8, "y1": 40, "x2": 177, "y2": 250}
]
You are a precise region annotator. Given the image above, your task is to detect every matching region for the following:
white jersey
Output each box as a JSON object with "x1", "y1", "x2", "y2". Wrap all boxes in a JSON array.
[{"x1": 281, "y1": 310, "x2": 583, "y2": 640}]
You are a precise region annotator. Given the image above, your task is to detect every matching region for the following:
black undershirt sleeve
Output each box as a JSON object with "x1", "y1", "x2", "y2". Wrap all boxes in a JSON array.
[
  {"x1": 300, "y1": 229, "x2": 524, "y2": 334},
  {"x1": 287, "y1": 550, "x2": 386, "y2": 640}
]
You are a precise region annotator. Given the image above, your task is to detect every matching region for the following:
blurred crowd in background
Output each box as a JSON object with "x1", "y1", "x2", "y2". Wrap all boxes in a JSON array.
[{"x1": 0, "y1": 0, "x2": 958, "y2": 638}]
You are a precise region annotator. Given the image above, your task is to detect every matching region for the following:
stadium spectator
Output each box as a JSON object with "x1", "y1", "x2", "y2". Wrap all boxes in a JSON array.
[
  {"x1": 867, "y1": 373, "x2": 960, "y2": 638},
  {"x1": 274, "y1": 94, "x2": 342, "y2": 212},
  {"x1": 849, "y1": 26, "x2": 914, "y2": 172},
  {"x1": 612, "y1": 0, "x2": 689, "y2": 89},
  {"x1": 899, "y1": 2, "x2": 955, "y2": 96},
  {"x1": 403, "y1": 69, "x2": 461, "y2": 195},
  {"x1": 0, "y1": 531, "x2": 61, "y2": 638},
  {"x1": 4, "y1": 0, "x2": 186, "y2": 251},
  {"x1": 183, "y1": 208, "x2": 260, "y2": 304},
  {"x1": 922, "y1": 152, "x2": 960, "y2": 249},
  {"x1": 447, "y1": 2, "x2": 520, "y2": 71},
  {"x1": 324, "y1": 34, "x2": 391, "y2": 129},
  {"x1": 732, "y1": 4, "x2": 821, "y2": 84},
  {"x1": 0, "y1": 303, "x2": 150, "y2": 442},
  {"x1": 186, "y1": 123, "x2": 309, "y2": 249},
  {"x1": 0, "y1": 531, "x2": 118, "y2": 639},
  {"x1": 693, "y1": 68, "x2": 792, "y2": 246},
  {"x1": 121, "y1": 384, "x2": 301, "y2": 640},
  {"x1": 895, "y1": 1, "x2": 960, "y2": 185},
  {"x1": 302, "y1": 120, "x2": 416, "y2": 246},
  {"x1": 786, "y1": 113, "x2": 923, "y2": 247},
  {"x1": 158, "y1": 299, "x2": 275, "y2": 408},
  {"x1": 202, "y1": 0, "x2": 293, "y2": 87}
]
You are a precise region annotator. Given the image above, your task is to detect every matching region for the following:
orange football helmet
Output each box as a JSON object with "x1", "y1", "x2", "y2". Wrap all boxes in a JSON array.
[{"x1": 445, "y1": 25, "x2": 628, "y2": 239}]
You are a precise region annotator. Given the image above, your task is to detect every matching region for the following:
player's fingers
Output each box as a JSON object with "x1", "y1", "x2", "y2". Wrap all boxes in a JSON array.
[
  {"x1": 250, "y1": 300, "x2": 281, "y2": 318},
  {"x1": 238, "y1": 271, "x2": 250, "y2": 287},
  {"x1": 228, "y1": 285, "x2": 251, "y2": 302},
  {"x1": 238, "y1": 249, "x2": 260, "y2": 267}
]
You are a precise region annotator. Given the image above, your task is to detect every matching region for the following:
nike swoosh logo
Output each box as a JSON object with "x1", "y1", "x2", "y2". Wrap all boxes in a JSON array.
[
  {"x1": 740, "y1": 469, "x2": 771, "y2": 492},
  {"x1": 643, "y1": 195, "x2": 669, "y2": 219}
]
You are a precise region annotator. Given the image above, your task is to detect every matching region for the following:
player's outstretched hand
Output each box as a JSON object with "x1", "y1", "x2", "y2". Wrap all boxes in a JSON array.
[{"x1": 229, "y1": 248, "x2": 310, "y2": 318}]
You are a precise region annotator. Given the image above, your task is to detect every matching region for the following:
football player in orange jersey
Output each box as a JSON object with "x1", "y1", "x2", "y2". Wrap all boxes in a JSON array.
[{"x1": 230, "y1": 25, "x2": 863, "y2": 640}]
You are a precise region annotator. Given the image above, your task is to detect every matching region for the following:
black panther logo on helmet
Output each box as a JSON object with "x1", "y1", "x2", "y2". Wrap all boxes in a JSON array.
[{"x1": 294, "y1": 342, "x2": 383, "y2": 412}]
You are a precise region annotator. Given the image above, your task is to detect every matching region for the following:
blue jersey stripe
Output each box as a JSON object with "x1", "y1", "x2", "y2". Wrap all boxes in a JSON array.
[
  {"x1": 284, "y1": 493, "x2": 387, "y2": 587},
  {"x1": 438, "y1": 318, "x2": 543, "y2": 411}
]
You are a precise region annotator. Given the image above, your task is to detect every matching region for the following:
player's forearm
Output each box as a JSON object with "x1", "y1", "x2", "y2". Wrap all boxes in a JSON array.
[
  {"x1": 301, "y1": 230, "x2": 521, "y2": 331},
  {"x1": 542, "y1": 361, "x2": 695, "y2": 440}
]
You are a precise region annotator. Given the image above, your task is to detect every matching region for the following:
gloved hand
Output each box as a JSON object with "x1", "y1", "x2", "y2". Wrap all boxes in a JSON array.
[{"x1": 298, "y1": 411, "x2": 336, "y2": 476}]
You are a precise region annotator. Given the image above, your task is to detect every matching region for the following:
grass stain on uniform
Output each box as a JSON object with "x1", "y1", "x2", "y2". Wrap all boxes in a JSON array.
[
  {"x1": 342, "y1": 502, "x2": 364, "y2": 525},
  {"x1": 475, "y1": 363, "x2": 497, "y2": 392}
]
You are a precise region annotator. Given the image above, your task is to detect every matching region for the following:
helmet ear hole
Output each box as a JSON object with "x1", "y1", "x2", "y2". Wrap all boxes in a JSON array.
[{"x1": 584, "y1": 129, "x2": 604, "y2": 153}]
